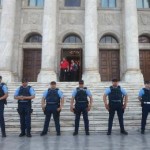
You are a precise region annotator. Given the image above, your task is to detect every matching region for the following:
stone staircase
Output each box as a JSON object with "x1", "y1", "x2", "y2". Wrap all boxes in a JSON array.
[{"x1": 4, "y1": 82, "x2": 150, "y2": 134}]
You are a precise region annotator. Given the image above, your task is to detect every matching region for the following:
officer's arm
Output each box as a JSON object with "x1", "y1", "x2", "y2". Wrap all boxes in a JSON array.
[
  {"x1": 103, "y1": 94, "x2": 108, "y2": 105},
  {"x1": 123, "y1": 95, "x2": 128, "y2": 107},
  {"x1": 88, "y1": 96, "x2": 93, "y2": 107},
  {"x1": 41, "y1": 97, "x2": 46, "y2": 109},
  {"x1": 23, "y1": 95, "x2": 35, "y2": 100},
  {"x1": 70, "y1": 97, "x2": 75, "y2": 112},
  {"x1": 0, "y1": 93, "x2": 8, "y2": 100},
  {"x1": 60, "y1": 97, "x2": 64, "y2": 110},
  {"x1": 138, "y1": 96, "x2": 142, "y2": 102},
  {"x1": 14, "y1": 88, "x2": 23, "y2": 100}
]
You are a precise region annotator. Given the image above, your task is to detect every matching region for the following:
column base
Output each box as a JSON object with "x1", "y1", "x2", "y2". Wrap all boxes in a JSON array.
[
  {"x1": 82, "y1": 71, "x2": 101, "y2": 82},
  {"x1": 37, "y1": 70, "x2": 57, "y2": 83},
  {"x1": 123, "y1": 70, "x2": 144, "y2": 83},
  {"x1": 0, "y1": 71, "x2": 15, "y2": 82}
]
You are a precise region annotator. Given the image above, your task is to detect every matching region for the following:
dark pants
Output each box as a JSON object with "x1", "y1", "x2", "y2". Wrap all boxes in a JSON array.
[
  {"x1": 43, "y1": 104, "x2": 60, "y2": 134},
  {"x1": 60, "y1": 69, "x2": 67, "y2": 81},
  {"x1": 71, "y1": 71, "x2": 77, "y2": 81},
  {"x1": 18, "y1": 103, "x2": 32, "y2": 134},
  {"x1": 141, "y1": 104, "x2": 150, "y2": 131},
  {"x1": 108, "y1": 103, "x2": 125, "y2": 132},
  {"x1": 0, "y1": 101, "x2": 5, "y2": 135},
  {"x1": 74, "y1": 103, "x2": 89, "y2": 133}
]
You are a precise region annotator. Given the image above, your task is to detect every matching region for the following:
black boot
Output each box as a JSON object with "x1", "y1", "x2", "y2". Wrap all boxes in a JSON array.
[
  {"x1": 73, "y1": 132, "x2": 78, "y2": 136},
  {"x1": 2, "y1": 132, "x2": 6, "y2": 138},
  {"x1": 19, "y1": 132, "x2": 26, "y2": 137},
  {"x1": 26, "y1": 130, "x2": 32, "y2": 137},
  {"x1": 40, "y1": 131, "x2": 47, "y2": 136},
  {"x1": 121, "y1": 130, "x2": 128, "y2": 135},
  {"x1": 141, "y1": 130, "x2": 145, "y2": 134}
]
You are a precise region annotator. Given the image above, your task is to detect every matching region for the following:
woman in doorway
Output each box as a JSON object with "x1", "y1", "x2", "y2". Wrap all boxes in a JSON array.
[{"x1": 70, "y1": 60, "x2": 78, "y2": 81}]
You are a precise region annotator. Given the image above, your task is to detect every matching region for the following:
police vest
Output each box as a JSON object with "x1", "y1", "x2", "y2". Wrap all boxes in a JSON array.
[
  {"x1": 46, "y1": 88, "x2": 60, "y2": 104},
  {"x1": 142, "y1": 88, "x2": 150, "y2": 102},
  {"x1": 108, "y1": 86, "x2": 123, "y2": 103},
  {"x1": 0, "y1": 83, "x2": 7, "y2": 104},
  {"x1": 75, "y1": 87, "x2": 88, "y2": 103},
  {"x1": 18, "y1": 86, "x2": 31, "y2": 103}
]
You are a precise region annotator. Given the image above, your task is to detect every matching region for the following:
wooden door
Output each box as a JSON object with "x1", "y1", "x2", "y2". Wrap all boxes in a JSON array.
[
  {"x1": 99, "y1": 50, "x2": 120, "y2": 81},
  {"x1": 23, "y1": 49, "x2": 41, "y2": 82},
  {"x1": 140, "y1": 50, "x2": 150, "y2": 81}
]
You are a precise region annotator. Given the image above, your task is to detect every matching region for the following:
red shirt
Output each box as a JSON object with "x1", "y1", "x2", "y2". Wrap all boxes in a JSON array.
[{"x1": 60, "y1": 60, "x2": 69, "y2": 69}]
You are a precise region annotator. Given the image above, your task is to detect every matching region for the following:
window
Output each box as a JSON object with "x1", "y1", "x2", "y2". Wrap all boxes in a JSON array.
[
  {"x1": 63, "y1": 34, "x2": 82, "y2": 43},
  {"x1": 139, "y1": 35, "x2": 150, "y2": 43},
  {"x1": 0, "y1": 0, "x2": 2, "y2": 6},
  {"x1": 25, "y1": 34, "x2": 42, "y2": 43},
  {"x1": 137, "y1": 0, "x2": 150, "y2": 8},
  {"x1": 28, "y1": 0, "x2": 44, "y2": 7},
  {"x1": 101, "y1": 0, "x2": 116, "y2": 8},
  {"x1": 65, "y1": 0, "x2": 81, "y2": 7},
  {"x1": 100, "y1": 35, "x2": 118, "y2": 43}
]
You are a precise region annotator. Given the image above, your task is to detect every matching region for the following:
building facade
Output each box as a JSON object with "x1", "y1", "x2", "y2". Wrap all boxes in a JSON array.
[{"x1": 0, "y1": 0, "x2": 150, "y2": 83}]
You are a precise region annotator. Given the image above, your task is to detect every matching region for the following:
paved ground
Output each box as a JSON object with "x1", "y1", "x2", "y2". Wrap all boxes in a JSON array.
[{"x1": 0, "y1": 132, "x2": 150, "y2": 150}]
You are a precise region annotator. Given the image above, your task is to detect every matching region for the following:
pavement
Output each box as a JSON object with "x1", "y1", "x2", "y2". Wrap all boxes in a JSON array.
[{"x1": 0, "y1": 131, "x2": 150, "y2": 150}]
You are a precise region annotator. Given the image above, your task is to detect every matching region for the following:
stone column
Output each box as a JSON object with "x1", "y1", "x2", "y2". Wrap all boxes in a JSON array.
[
  {"x1": 38, "y1": 0, "x2": 57, "y2": 82},
  {"x1": 82, "y1": 0, "x2": 101, "y2": 82},
  {"x1": 123, "y1": 0, "x2": 143, "y2": 82},
  {"x1": 0, "y1": 0, "x2": 16, "y2": 82}
]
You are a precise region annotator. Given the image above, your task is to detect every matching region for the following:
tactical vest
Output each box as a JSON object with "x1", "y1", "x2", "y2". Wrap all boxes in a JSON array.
[
  {"x1": 108, "y1": 86, "x2": 123, "y2": 103},
  {"x1": 46, "y1": 88, "x2": 60, "y2": 104},
  {"x1": 75, "y1": 87, "x2": 88, "y2": 103},
  {"x1": 142, "y1": 88, "x2": 150, "y2": 102},
  {"x1": 0, "y1": 83, "x2": 7, "y2": 104},
  {"x1": 18, "y1": 86, "x2": 31, "y2": 103}
]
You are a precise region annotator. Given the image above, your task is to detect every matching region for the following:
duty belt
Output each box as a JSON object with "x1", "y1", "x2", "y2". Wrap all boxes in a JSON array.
[
  {"x1": 76, "y1": 101, "x2": 87, "y2": 103},
  {"x1": 46, "y1": 102, "x2": 58, "y2": 105},
  {"x1": 111, "y1": 100, "x2": 122, "y2": 103},
  {"x1": 143, "y1": 102, "x2": 150, "y2": 104}
]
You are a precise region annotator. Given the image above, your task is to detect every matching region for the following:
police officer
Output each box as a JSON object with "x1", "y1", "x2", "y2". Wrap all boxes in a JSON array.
[
  {"x1": 40, "y1": 81, "x2": 64, "y2": 136},
  {"x1": 0, "y1": 76, "x2": 8, "y2": 138},
  {"x1": 70, "y1": 80, "x2": 93, "y2": 136},
  {"x1": 103, "y1": 79, "x2": 128, "y2": 135},
  {"x1": 138, "y1": 81, "x2": 150, "y2": 134},
  {"x1": 14, "y1": 78, "x2": 35, "y2": 137}
]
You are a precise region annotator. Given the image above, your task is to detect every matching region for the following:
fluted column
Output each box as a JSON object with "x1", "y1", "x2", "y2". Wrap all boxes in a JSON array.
[
  {"x1": 123, "y1": 0, "x2": 143, "y2": 82},
  {"x1": 38, "y1": 0, "x2": 57, "y2": 82},
  {"x1": 0, "y1": 0, "x2": 16, "y2": 82},
  {"x1": 82, "y1": 0, "x2": 101, "y2": 82}
]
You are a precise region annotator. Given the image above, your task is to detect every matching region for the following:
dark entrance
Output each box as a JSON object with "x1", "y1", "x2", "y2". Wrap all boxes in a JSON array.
[
  {"x1": 61, "y1": 49, "x2": 82, "y2": 81},
  {"x1": 99, "y1": 49, "x2": 120, "y2": 81},
  {"x1": 23, "y1": 49, "x2": 41, "y2": 82},
  {"x1": 140, "y1": 50, "x2": 150, "y2": 81}
]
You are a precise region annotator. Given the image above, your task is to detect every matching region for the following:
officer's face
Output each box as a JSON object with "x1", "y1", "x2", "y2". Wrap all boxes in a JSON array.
[
  {"x1": 145, "y1": 83, "x2": 150, "y2": 89},
  {"x1": 22, "y1": 82, "x2": 28, "y2": 87},
  {"x1": 51, "y1": 84, "x2": 56, "y2": 89},
  {"x1": 112, "y1": 81, "x2": 118, "y2": 87},
  {"x1": 79, "y1": 83, "x2": 84, "y2": 88}
]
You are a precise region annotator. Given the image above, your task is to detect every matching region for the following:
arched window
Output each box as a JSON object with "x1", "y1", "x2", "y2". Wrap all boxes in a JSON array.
[
  {"x1": 139, "y1": 35, "x2": 150, "y2": 43},
  {"x1": 137, "y1": 0, "x2": 150, "y2": 8},
  {"x1": 101, "y1": 0, "x2": 116, "y2": 8},
  {"x1": 100, "y1": 35, "x2": 118, "y2": 43},
  {"x1": 63, "y1": 34, "x2": 82, "y2": 43},
  {"x1": 28, "y1": 0, "x2": 44, "y2": 7},
  {"x1": 25, "y1": 33, "x2": 42, "y2": 43},
  {"x1": 65, "y1": 0, "x2": 81, "y2": 7}
]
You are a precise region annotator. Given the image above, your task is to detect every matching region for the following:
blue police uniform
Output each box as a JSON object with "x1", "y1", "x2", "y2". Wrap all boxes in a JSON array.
[
  {"x1": 72, "y1": 87, "x2": 92, "y2": 134},
  {"x1": 105, "y1": 86, "x2": 127, "y2": 133},
  {"x1": 139, "y1": 88, "x2": 150, "y2": 132},
  {"x1": 42, "y1": 88, "x2": 64, "y2": 135},
  {"x1": 0, "y1": 83, "x2": 8, "y2": 136},
  {"x1": 14, "y1": 86, "x2": 35, "y2": 135}
]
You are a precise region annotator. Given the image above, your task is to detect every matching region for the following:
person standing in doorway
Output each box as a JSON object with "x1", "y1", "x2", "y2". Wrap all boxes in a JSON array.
[
  {"x1": 60, "y1": 58, "x2": 69, "y2": 82},
  {"x1": 70, "y1": 60, "x2": 78, "y2": 81}
]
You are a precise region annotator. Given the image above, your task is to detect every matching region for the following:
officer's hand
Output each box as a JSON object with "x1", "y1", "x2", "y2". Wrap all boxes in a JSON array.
[
  {"x1": 42, "y1": 105, "x2": 46, "y2": 112},
  {"x1": 57, "y1": 107, "x2": 62, "y2": 112},
  {"x1": 87, "y1": 105, "x2": 92, "y2": 111},
  {"x1": 70, "y1": 106, "x2": 74, "y2": 112},
  {"x1": 122, "y1": 104, "x2": 127, "y2": 109},
  {"x1": 105, "y1": 104, "x2": 109, "y2": 111}
]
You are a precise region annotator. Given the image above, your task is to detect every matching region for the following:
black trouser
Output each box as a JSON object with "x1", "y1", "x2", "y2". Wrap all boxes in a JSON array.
[
  {"x1": 0, "y1": 101, "x2": 5, "y2": 135},
  {"x1": 141, "y1": 104, "x2": 150, "y2": 131},
  {"x1": 17, "y1": 102, "x2": 32, "y2": 134},
  {"x1": 43, "y1": 104, "x2": 60, "y2": 134},
  {"x1": 71, "y1": 71, "x2": 77, "y2": 81},
  {"x1": 60, "y1": 69, "x2": 67, "y2": 81},
  {"x1": 74, "y1": 103, "x2": 89, "y2": 133},
  {"x1": 108, "y1": 103, "x2": 125, "y2": 132}
]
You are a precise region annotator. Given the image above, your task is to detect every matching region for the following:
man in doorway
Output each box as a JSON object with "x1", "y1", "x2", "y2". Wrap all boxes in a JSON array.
[
  {"x1": 138, "y1": 81, "x2": 150, "y2": 134},
  {"x1": 103, "y1": 79, "x2": 128, "y2": 135},
  {"x1": 60, "y1": 58, "x2": 69, "y2": 81}
]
